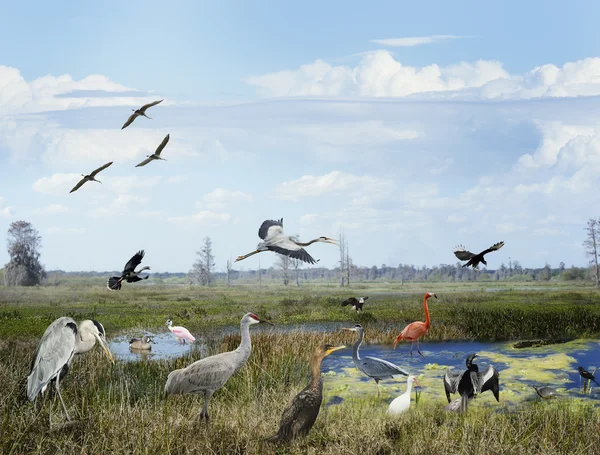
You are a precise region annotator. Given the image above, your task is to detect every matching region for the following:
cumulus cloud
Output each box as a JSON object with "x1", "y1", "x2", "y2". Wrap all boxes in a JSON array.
[
  {"x1": 34, "y1": 204, "x2": 70, "y2": 215},
  {"x1": 33, "y1": 173, "x2": 83, "y2": 196},
  {"x1": 168, "y1": 210, "x2": 232, "y2": 226},
  {"x1": 196, "y1": 188, "x2": 254, "y2": 209},
  {"x1": 370, "y1": 35, "x2": 461, "y2": 47},
  {"x1": 0, "y1": 197, "x2": 14, "y2": 218},
  {"x1": 87, "y1": 194, "x2": 149, "y2": 218}
]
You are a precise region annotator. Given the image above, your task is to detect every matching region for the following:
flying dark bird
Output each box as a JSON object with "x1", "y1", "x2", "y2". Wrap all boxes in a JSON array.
[
  {"x1": 578, "y1": 366, "x2": 599, "y2": 386},
  {"x1": 443, "y1": 353, "x2": 499, "y2": 412},
  {"x1": 533, "y1": 385, "x2": 560, "y2": 400},
  {"x1": 343, "y1": 324, "x2": 409, "y2": 394},
  {"x1": 27, "y1": 317, "x2": 114, "y2": 425},
  {"x1": 266, "y1": 343, "x2": 345, "y2": 443},
  {"x1": 107, "y1": 250, "x2": 150, "y2": 291},
  {"x1": 453, "y1": 241, "x2": 505, "y2": 269},
  {"x1": 129, "y1": 336, "x2": 154, "y2": 351},
  {"x1": 135, "y1": 134, "x2": 170, "y2": 167},
  {"x1": 121, "y1": 99, "x2": 163, "y2": 129},
  {"x1": 341, "y1": 296, "x2": 369, "y2": 312},
  {"x1": 235, "y1": 218, "x2": 337, "y2": 265},
  {"x1": 69, "y1": 162, "x2": 113, "y2": 193}
]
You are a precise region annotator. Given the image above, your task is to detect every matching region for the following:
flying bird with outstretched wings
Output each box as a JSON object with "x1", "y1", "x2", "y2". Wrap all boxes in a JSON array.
[
  {"x1": 453, "y1": 241, "x2": 505, "y2": 269},
  {"x1": 135, "y1": 134, "x2": 170, "y2": 167},
  {"x1": 107, "y1": 250, "x2": 151, "y2": 291},
  {"x1": 121, "y1": 99, "x2": 163, "y2": 129},
  {"x1": 69, "y1": 162, "x2": 113, "y2": 194}
]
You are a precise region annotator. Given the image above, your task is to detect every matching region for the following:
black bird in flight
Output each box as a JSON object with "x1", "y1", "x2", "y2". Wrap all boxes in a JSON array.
[
  {"x1": 121, "y1": 99, "x2": 163, "y2": 129},
  {"x1": 578, "y1": 366, "x2": 599, "y2": 386},
  {"x1": 69, "y1": 162, "x2": 113, "y2": 193},
  {"x1": 443, "y1": 353, "x2": 499, "y2": 412},
  {"x1": 341, "y1": 296, "x2": 369, "y2": 312},
  {"x1": 107, "y1": 250, "x2": 150, "y2": 291},
  {"x1": 453, "y1": 241, "x2": 505, "y2": 269}
]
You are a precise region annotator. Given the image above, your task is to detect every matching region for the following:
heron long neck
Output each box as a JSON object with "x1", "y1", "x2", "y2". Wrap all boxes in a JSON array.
[
  {"x1": 235, "y1": 321, "x2": 252, "y2": 360},
  {"x1": 74, "y1": 330, "x2": 96, "y2": 354},
  {"x1": 294, "y1": 238, "x2": 321, "y2": 247},
  {"x1": 424, "y1": 295, "x2": 431, "y2": 329},
  {"x1": 405, "y1": 380, "x2": 413, "y2": 395},
  {"x1": 352, "y1": 330, "x2": 364, "y2": 361},
  {"x1": 309, "y1": 354, "x2": 324, "y2": 388}
]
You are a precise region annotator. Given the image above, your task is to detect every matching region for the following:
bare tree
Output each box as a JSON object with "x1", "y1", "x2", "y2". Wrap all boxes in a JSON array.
[
  {"x1": 226, "y1": 259, "x2": 233, "y2": 286},
  {"x1": 292, "y1": 258, "x2": 301, "y2": 286},
  {"x1": 4, "y1": 220, "x2": 46, "y2": 286},
  {"x1": 277, "y1": 254, "x2": 291, "y2": 285},
  {"x1": 339, "y1": 230, "x2": 347, "y2": 286},
  {"x1": 189, "y1": 237, "x2": 216, "y2": 286},
  {"x1": 584, "y1": 219, "x2": 600, "y2": 287},
  {"x1": 346, "y1": 243, "x2": 353, "y2": 286}
]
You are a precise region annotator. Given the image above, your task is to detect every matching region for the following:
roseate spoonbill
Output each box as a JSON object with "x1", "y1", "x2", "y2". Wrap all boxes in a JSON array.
[
  {"x1": 393, "y1": 292, "x2": 437, "y2": 357},
  {"x1": 135, "y1": 134, "x2": 169, "y2": 167},
  {"x1": 235, "y1": 218, "x2": 337, "y2": 265},
  {"x1": 121, "y1": 99, "x2": 163, "y2": 129},
  {"x1": 387, "y1": 375, "x2": 422, "y2": 415},
  {"x1": 453, "y1": 241, "x2": 505, "y2": 269},
  {"x1": 164, "y1": 313, "x2": 272, "y2": 421},
  {"x1": 107, "y1": 250, "x2": 150, "y2": 291},
  {"x1": 533, "y1": 385, "x2": 560, "y2": 400},
  {"x1": 69, "y1": 162, "x2": 113, "y2": 193},
  {"x1": 27, "y1": 318, "x2": 114, "y2": 425},
  {"x1": 129, "y1": 336, "x2": 154, "y2": 350},
  {"x1": 443, "y1": 353, "x2": 499, "y2": 412},
  {"x1": 166, "y1": 319, "x2": 195, "y2": 344},
  {"x1": 343, "y1": 324, "x2": 409, "y2": 395},
  {"x1": 341, "y1": 296, "x2": 369, "y2": 312},
  {"x1": 266, "y1": 343, "x2": 345, "y2": 442}
]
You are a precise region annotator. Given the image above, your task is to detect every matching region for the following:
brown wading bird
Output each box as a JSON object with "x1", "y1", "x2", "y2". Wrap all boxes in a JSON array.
[
  {"x1": 453, "y1": 241, "x2": 505, "y2": 269},
  {"x1": 69, "y1": 162, "x2": 113, "y2": 193},
  {"x1": 266, "y1": 344, "x2": 345, "y2": 443},
  {"x1": 135, "y1": 134, "x2": 170, "y2": 167},
  {"x1": 121, "y1": 99, "x2": 163, "y2": 129}
]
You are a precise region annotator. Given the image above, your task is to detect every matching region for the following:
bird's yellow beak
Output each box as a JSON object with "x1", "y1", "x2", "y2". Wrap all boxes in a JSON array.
[
  {"x1": 325, "y1": 238, "x2": 338, "y2": 244},
  {"x1": 325, "y1": 345, "x2": 346, "y2": 356},
  {"x1": 96, "y1": 334, "x2": 115, "y2": 364}
]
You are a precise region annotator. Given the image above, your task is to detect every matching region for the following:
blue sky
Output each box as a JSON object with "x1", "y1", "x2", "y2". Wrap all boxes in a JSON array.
[{"x1": 2, "y1": 1, "x2": 600, "y2": 272}]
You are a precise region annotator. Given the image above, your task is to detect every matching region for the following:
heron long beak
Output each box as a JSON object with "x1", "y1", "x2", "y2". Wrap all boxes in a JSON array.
[
  {"x1": 342, "y1": 327, "x2": 357, "y2": 332},
  {"x1": 325, "y1": 238, "x2": 338, "y2": 244},
  {"x1": 413, "y1": 377, "x2": 424, "y2": 389},
  {"x1": 258, "y1": 319, "x2": 274, "y2": 326},
  {"x1": 325, "y1": 345, "x2": 346, "y2": 356},
  {"x1": 96, "y1": 334, "x2": 115, "y2": 363}
]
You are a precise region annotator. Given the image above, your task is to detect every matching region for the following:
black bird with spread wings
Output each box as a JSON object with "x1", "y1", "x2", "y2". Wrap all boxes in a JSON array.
[
  {"x1": 453, "y1": 241, "x2": 505, "y2": 268},
  {"x1": 121, "y1": 99, "x2": 163, "y2": 129},
  {"x1": 135, "y1": 134, "x2": 170, "y2": 167},
  {"x1": 443, "y1": 353, "x2": 499, "y2": 412},
  {"x1": 341, "y1": 296, "x2": 369, "y2": 312},
  {"x1": 107, "y1": 250, "x2": 151, "y2": 291},
  {"x1": 235, "y1": 218, "x2": 337, "y2": 264},
  {"x1": 69, "y1": 162, "x2": 113, "y2": 194}
]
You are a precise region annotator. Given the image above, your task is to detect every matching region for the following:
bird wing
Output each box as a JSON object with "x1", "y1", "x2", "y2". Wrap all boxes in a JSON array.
[
  {"x1": 453, "y1": 245, "x2": 476, "y2": 261},
  {"x1": 165, "y1": 353, "x2": 235, "y2": 394},
  {"x1": 89, "y1": 161, "x2": 113, "y2": 177},
  {"x1": 121, "y1": 112, "x2": 137, "y2": 129},
  {"x1": 123, "y1": 250, "x2": 145, "y2": 273},
  {"x1": 259, "y1": 218, "x2": 284, "y2": 240},
  {"x1": 127, "y1": 275, "x2": 144, "y2": 283},
  {"x1": 360, "y1": 356, "x2": 409, "y2": 379},
  {"x1": 27, "y1": 317, "x2": 77, "y2": 401},
  {"x1": 69, "y1": 177, "x2": 88, "y2": 193},
  {"x1": 274, "y1": 386, "x2": 321, "y2": 441},
  {"x1": 443, "y1": 370, "x2": 462, "y2": 401},
  {"x1": 135, "y1": 156, "x2": 155, "y2": 167},
  {"x1": 269, "y1": 246, "x2": 317, "y2": 265},
  {"x1": 154, "y1": 134, "x2": 170, "y2": 156},
  {"x1": 480, "y1": 241, "x2": 505, "y2": 256},
  {"x1": 139, "y1": 99, "x2": 163, "y2": 113},
  {"x1": 341, "y1": 298, "x2": 358, "y2": 307},
  {"x1": 478, "y1": 365, "x2": 500, "y2": 401}
]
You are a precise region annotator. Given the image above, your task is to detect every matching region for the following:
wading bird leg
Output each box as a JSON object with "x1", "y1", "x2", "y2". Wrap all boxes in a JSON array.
[
  {"x1": 375, "y1": 380, "x2": 381, "y2": 396},
  {"x1": 409, "y1": 342, "x2": 414, "y2": 357},
  {"x1": 200, "y1": 391, "x2": 214, "y2": 422},
  {"x1": 417, "y1": 340, "x2": 425, "y2": 359},
  {"x1": 235, "y1": 250, "x2": 261, "y2": 262},
  {"x1": 55, "y1": 376, "x2": 71, "y2": 421}
]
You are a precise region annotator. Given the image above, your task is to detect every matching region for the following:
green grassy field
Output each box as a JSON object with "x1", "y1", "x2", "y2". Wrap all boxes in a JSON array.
[{"x1": 1, "y1": 282, "x2": 599, "y2": 454}]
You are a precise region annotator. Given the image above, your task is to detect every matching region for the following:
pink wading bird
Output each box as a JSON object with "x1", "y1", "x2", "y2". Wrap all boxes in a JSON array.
[
  {"x1": 393, "y1": 292, "x2": 437, "y2": 358},
  {"x1": 166, "y1": 319, "x2": 196, "y2": 344}
]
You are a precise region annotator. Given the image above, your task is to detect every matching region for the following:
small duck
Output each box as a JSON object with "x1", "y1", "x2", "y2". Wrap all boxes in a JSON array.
[{"x1": 129, "y1": 335, "x2": 154, "y2": 350}]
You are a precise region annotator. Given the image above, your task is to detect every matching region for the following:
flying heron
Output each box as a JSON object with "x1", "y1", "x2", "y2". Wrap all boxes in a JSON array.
[
  {"x1": 166, "y1": 319, "x2": 196, "y2": 344},
  {"x1": 387, "y1": 375, "x2": 423, "y2": 415},
  {"x1": 393, "y1": 292, "x2": 437, "y2": 357},
  {"x1": 27, "y1": 317, "x2": 114, "y2": 425},
  {"x1": 164, "y1": 313, "x2": 272, "y2": 421},
  {"x1": 443, "y1": 353, "x2": 499, "y2": 412},
  {"x1": 121, "y1": 99, "x2": 163, "y2": 129},
  {"x1": 107, "y1": 250, "x2": 150, "y2": 291},
  {"x1": 453, "y1": 241, "x2": 505, "y2": 269},
  {"x1": 129, "y1": 336, "x2": 155, "y2": 351},
  {"x1": 266, "y1": 343, "x2": 345, "y2": 442},
  {"x1": 341, "y1": 296, "x2": 369, "y2": 312},
  {"x1": 235, "y1": 218, "x2": 337, "y2": 265},
  {"x1": 135, "y1": 134, "x2": 170, "y2": 167},
  {"x1": 69, "y1": 161, "x2": 113, "y2": 193},
  {"x1": 343, "y1": 324, "x2": 409, "y2": 394}
]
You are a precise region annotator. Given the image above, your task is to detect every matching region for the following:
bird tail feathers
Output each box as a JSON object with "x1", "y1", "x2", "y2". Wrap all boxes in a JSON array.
[{"x1": 107, "y1": 276, "x2": 123, "y2": 291}]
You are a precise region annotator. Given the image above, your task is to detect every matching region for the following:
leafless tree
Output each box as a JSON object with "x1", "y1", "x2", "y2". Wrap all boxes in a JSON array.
[
  {"x1": 339, "y1": 231, "x2": 347, "y2": 286},
  {"x1": 584, "y1": 219, "x2": 600, "y2": 287},
  {"x1": 226, "y1": 259, "x2": 233, "y2": 286},
  {"x1": 278, "y1": 254, "x2": 291, "y2": 285},
  {"x1": 189, "y1": 237, "x2": 216, "y2": 286},
  {"x1": 4, "y1": 220, "x2": 46, "y2": 286},
  {"x1": 292, "y1": 258, "x2": 301, "y2": 286}
]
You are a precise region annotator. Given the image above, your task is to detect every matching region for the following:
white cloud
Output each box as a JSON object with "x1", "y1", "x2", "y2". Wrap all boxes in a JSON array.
[
  {"x1": 370, "y1": 35, "x2": 461, "y2": 47},
  {"x1": 137, "y1": 210, "x2": 167, "y2": 218},
  {"x1": 87, "y1": 194, "x2": 149, "y2": 218},
  {"x1": 196, "y1": 188, "x2": 254, "y2": 210},
  {"x1": 168, "y1": 210, "x2": 232, "y2": 226},
  {"x1": 33, "y1": 173, "x2": 82, "y2": 196},
  {"x1": 48, "y1": 226, "x2": 86, "y2": 235},
  {"x1": 0, "y1": 197, "x2": 14, "y2": 218},
  {"x1": 34, "y1": 204, "x2": 69, "y2": 215}
]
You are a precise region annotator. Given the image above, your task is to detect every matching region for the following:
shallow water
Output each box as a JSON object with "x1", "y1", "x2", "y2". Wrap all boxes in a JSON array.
[{"x1": 109, "y1": 332, "x2": 209, "y2": 361}]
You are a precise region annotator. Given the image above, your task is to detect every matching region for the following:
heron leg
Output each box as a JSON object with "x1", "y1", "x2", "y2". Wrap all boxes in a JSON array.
[
  {"x1": 199, "y1": 390, "x2": 214, "y2": 422},
  {"x1": 235, "y1": 250, "x2": 261, "y2": 262},
  {"x1": 375, "y1": 379, "x2": 381, "y2": 396},
  {"x1": 55, "y1": 375, "x2": 71, "y2": 421}
]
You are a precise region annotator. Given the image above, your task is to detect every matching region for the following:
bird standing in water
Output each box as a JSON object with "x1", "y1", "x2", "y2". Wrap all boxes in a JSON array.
[
  {"x1": 129, "y1": 336, "x2": 154, "y2": 350},
  {"x1": 166, "y1": 319, "x2": 196, "y2": 344},
  {"x1": 393, "y1": 292, "x2": 437, "y2": 357},
  {"x1": 266, "y1": 343, "x2": 345, "y2": 442}
]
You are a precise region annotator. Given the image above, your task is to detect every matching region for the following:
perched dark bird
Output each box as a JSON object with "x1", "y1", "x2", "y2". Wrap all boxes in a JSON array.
[
  {"x1": 121, "y1": 99, "x2": 163, "y2": 129},
  {"x1": 533, "y1": 385, "x2": 560, "y2": 400},
  {"x1": 135, "y1": 134, "x2": 170, "y2": 167},
  {"x1": 453, "y1": 241, "x2": 505, "y2": 269},
  {"x1": 443, "y1": 353, "x2": 499, "y2": 412},
  {"x1": 341, "y1": 296, "x2": 369, "y2": 312},
  {"x1": 107, "y1": 250, "x2": 150, "y2": 291},
  {"x1": 266, "y1": 344, "x2": 345, "y2": 443},
  {"x1": 578, "y1": 366, "x2": 599, "y2": 386},
  {"x1": 69, "y1": 162, "x2": 113, "y2": 193}
]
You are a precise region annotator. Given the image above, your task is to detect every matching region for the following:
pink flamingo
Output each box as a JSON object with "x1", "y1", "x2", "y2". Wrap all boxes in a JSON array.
[
  {"x1": 393, "y1": 292, "x2": 437, "y2": 357},
  {"x1": 166, "y1": 319, "x2": 196, "y2": 344}
]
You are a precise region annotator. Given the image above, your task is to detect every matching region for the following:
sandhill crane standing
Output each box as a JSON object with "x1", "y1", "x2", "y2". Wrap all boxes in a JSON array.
[
  {"x1": 69, "y1": 162, "x2": 113, "y2": 193},
  {"x1": 121, "y1": 99, "x2": 163, "y2": 129},
  {"x1": 443, "y1": 353, "x2": 499, "y2": 412},
  {"x1": 341, "y1": 296, "x2": 369, "y2": 312},
  {"x1": 166, "y1": 319, "x2": 196, "y2": 344},
  {"x1": 164, "y1": 313, "x2": 272, "y2": 421},
  {"x1": 27, "y1": 317, "x2": 114, "y2": 425},
  {"x1": 235, "y1": 218, "x2": 337, "y2": 265},
  {"x1": 393, "y1": 292, "x2": 437, "y2": 357},
  {"x1": 107, "y1": 250, "x2": 150, "y2": 291},
  {"x1": 135, "y1": 134, "x2": 170, "y2": 167},
  {"x1": 454, "y1": 241, "x2": 505, "y2": 269}
]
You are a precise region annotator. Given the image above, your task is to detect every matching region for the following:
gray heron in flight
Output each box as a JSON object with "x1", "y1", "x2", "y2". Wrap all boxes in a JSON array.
[
  {"x1": 454, "y1": 241, "x2": 505, "y2": 269},
  {"x1": 27, "y1": 317, "x2": 114, "y2": 425},
  {"x1": 135, "y1": 134, "x2": 169, "y2": 167},
  {"x1": 235, "y1": 218, "x2": 337, "y2": 264},
  {"x1": 443, "y1": 353, "x2": 499, "y2": 412},
  {"x1": 107, "y1": 250, "x2": 150, "y2": 291},
  {"x1": 69, "y1": 161, "x2": 113, "y2": 193},
  {"x1": 343, "y1": 324, "x2": 409, "y2": 394},
  {"x1": 164, "y1": 313, "x2": 272, "y2": 421},
  {"x1": 121, "y1": 99, "x2": 163, "y2": 129}
]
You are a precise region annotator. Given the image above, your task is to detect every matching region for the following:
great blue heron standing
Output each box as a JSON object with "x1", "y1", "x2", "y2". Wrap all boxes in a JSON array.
[
  {"x1": 343, "y1": 324, "x2": 409, "y2": 394},
  {"x1": 107, "y1": 250, "x2": 150, "y2": 291},
  {"x1": 266, "y1": 343, "x2": 345, "y2": 442},
  {"x1": 164, "y1": 313, "x2": 272, "y2": 421},
  {"x1": 27, "y1": 317, "x2": 114, "y2": 424},
  {"x1": 443, "y1": 353, "x2": 499, "y2": 412},
  {"x1": 121, "y1": 99, "x2": 163, "y2": 129},
  {"x1": 235, "y1": 218, "x2": 337, "y2": 264},
  {"x1": 453, "y1": 241, "x2": 505, "y2": 269},
  {"x1": 69, "y1": 161, "x2": 113, "y2": 193},
  {"x1": 341, "y1": 296, "x2": 369, "y2": 312},
  {"x1": 129, "y1": 336, "x2": 154, "y2": 350},
  {"x1": 135, "y1": 134, "x2": 170, "y2": 167}
]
